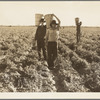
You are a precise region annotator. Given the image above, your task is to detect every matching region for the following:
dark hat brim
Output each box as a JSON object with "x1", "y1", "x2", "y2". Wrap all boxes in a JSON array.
[
  {"x1": 50, "y1": 20, "x2": 58, "y2": 25},
  {"x1": 40, "y1": 21, "x2": 46, "y2": 23},
  {"x1": 40, "y1": 19, "x2": 46, "y2": 22}
]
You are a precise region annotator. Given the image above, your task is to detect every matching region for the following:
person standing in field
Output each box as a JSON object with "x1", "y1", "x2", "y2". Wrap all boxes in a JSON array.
[
  {"x1": 45, "y1": 14, "x2": 61, "y2": 70},
  {"x1": 76, "y1": 21, "x2": 82, "y2": 44},
  {"x1": 35, "y1": 18, "x2": 47, "y2": 61}
]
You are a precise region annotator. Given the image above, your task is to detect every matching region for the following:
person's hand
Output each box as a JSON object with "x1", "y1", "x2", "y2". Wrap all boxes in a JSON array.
[
  {"x1": 80, "y1": 22, "x2": 82, "y2": 25},
  {"x1": 52, "y1": 14, "x2": 55, "y2": 17}
]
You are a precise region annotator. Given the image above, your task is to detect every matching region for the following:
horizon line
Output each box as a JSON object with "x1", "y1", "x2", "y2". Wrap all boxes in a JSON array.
[{"x1": 0, "y1": 25, "x2": 100, "y2": 27}]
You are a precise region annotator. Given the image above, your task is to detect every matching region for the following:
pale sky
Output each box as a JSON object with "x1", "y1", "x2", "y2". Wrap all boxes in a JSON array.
[{"x1": 0, "y1": 1, "x2": 100, "y2": 26}]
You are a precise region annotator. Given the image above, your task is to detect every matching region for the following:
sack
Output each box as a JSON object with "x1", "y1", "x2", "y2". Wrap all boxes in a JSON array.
[
  {"x1": 33, "y1": 40, "x2": 37, "y2": 47},
  {"x1": 75, "y1": 17, "x2": 79, "y2": 25},
  {"x1": 44, "y1": 14, "x2": 53, "y2": 28},
  {"x1": 35, "y1": 14, "x2": 43, "y2": 26},
  {"x1": 32, "y1": 38, "x2": 37, "y2": 50}
]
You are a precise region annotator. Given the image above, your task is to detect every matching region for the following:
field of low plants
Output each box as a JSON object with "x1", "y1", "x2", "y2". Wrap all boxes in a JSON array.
[{"x1": 0, "y1": 26, "x2": 100, "y2": 92}]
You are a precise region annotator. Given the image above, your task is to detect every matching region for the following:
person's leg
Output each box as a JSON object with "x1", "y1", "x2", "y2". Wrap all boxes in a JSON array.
[
  {"x1": 52, "y1": 42, "x2": 57, "y2": 67},
  {"x1": 42, "y1": 40, "x2": 47, "y2": 60},
  {"x1": 78, "y1": 33, "x2": 80, "y2": 43},
  {"x1": 77, "y1": 32, "x2": 78, "y2": 43},
  {"x1": 47, "y1": 42, "x2": 53, "y2": 69},
  {"x1": 79, "y1": 32, "x2": 81, "y2": 42},
  {"x1": 37, "y1": 41, "x2": 41, "y2": 60}
]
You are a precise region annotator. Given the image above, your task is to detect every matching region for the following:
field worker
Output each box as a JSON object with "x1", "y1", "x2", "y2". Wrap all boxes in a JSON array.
[
  {"x1": 45, "y1": 14, "x2": 61, "y2": 70},
  {"x1": 35, "y1": 18, "x2": 47, "y2": 61},
  {"x1": 76, "y1": 21, "x2": 82, "y2": 44}
]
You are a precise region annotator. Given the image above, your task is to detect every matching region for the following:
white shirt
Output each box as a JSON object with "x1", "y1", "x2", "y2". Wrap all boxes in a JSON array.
[{"x1": 46, "y1": 28, "x2": 59, "y2": 42}]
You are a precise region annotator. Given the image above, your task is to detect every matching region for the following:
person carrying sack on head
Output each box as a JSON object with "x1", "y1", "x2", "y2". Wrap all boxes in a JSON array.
[
  {"x1": 35, "y1": 18, "x2": 47, "y2": 61},
  {"x1": 75, "y1": 18, "x2": 82, "y2": 44},
  {"x1": 45, "y1": 14, "x2": 61, "y2": 70},
  {"x1": 76, "y1": 21, "x2": 82, "y2": 44}
]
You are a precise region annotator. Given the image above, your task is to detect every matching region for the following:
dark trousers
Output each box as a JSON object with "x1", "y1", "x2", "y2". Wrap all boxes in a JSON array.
[
  {"x1": 47, "y1": 42, "x2": 57, "y2": 68},
  {"x1": 77, "y1": 32, "x2": 81, "y2": 43},
  {"x1": 37, "y1": 40, "x2": 46, "y2": 60}
]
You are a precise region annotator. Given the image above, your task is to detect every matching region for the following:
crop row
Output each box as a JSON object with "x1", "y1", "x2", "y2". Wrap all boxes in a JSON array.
[
  {"x1": 0, "y1": 26, "x2": 56, "y2": 92},
  {"x1": 58, "y1": 39, "x2": 100, "y2": 92},
  {"x1": 53, "y1": 54, "x2": 90, "y2": 92}
]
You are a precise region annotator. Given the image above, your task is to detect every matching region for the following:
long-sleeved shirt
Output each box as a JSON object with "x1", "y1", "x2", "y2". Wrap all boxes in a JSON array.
[{"x1": 35, "y1": 25, "x2": 46, "y2": 42}]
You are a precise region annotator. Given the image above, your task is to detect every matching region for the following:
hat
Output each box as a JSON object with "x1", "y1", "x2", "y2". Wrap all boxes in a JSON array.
[
  {"x1": 40, "y1": 18, "x2": 45, "y2": 22},
  {"x1": 50, "y1": 20, "x2": 58, "y2": 26}
]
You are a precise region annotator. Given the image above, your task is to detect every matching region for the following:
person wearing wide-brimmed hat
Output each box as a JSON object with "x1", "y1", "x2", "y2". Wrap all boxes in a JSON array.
[
  {"x1": 35, "y1": 18, "x2": 47, "y2": 61},
  {"x1": 45, "y1": 14, "x2": 61, "y2": 70}
]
